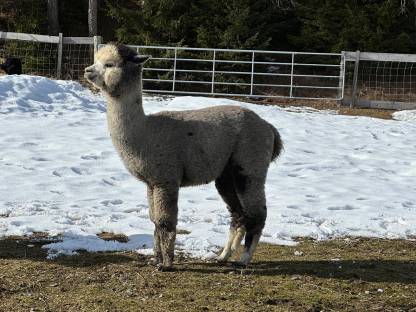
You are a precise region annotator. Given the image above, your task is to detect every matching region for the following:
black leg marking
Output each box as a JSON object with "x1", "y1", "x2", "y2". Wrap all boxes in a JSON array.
[
  {"x1": 232, "y1": 164, "x2": 248, "y2": 194},
  {"x1": 215, "y1": 162, "x2": 245, "y2": 227}
]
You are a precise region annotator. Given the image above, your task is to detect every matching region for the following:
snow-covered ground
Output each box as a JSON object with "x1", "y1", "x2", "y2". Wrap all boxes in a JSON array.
[
  {"x1": 393, "y1": 109, "x2": 416, "y2": 122},
  {"x1": 1, "y1": 75, "x2": 416, "y2": 259}
]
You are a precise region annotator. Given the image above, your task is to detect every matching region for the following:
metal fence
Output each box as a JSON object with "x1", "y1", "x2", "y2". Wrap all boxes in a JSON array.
[
  {"x1": 342, "y1": 51, "x2": 416, "y2": 110},
  {"x1": 2, "y1": 31, "x2": 416, "y2": 109},
  {"x1": 128, "y1": 45, "x2": 344, "y2": 100},
  {"x1": 0, "y1": 31, "x2": 101, "y2": 80}
]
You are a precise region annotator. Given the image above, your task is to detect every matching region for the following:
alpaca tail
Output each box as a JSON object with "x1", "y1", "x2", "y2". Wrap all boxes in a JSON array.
[{"x1": 270, "y1": 125, "x2": 283, "y2": 162}]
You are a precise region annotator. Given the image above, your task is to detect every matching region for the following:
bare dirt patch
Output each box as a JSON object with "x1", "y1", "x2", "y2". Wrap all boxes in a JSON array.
[{"x1": 245, "y1": 97, "x2": 395, "y2": 120}]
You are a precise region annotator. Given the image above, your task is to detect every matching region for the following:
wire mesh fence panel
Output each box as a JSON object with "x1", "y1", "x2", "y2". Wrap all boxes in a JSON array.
[
  {"x1": 62, "y1": 43, "x2": 94, "y2": 81},
  {"x1": 0, "y1": 39, "x2": 59, "y2": 77},
  {"x1": 343, "y1": 52, "x2": 416, "y2": 109},
  {"x1": 0, "y1": 31, "x2": 96, "y2": 81}
]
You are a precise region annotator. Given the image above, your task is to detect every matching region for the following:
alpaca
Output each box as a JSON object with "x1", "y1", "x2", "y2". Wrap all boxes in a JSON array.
[
  {"x1": 0, "y1": 57, "x2": 22, "y2": 75},
  {"x1": 84, "y1": 43, "x2": 282, "y2": 270}
]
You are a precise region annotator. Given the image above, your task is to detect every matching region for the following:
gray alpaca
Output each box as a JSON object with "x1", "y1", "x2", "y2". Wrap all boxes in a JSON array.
[{"x1": 84, "y1": 43, "x2": 282, "y2": 270}]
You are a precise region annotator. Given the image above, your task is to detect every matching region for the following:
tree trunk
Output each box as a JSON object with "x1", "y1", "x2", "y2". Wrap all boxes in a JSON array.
[
  {"x1": 88, "y1": 0, "x2": 98, "y2": 36},
  {"x1": 47, "y1": 0, "x2": 60, "y2": 35}
]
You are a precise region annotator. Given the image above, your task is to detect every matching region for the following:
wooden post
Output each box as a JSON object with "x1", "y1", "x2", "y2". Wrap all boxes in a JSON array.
[
  {"x1": 93, "y1": 35, "x2": 102, "y2": 61},
  {"x1": 88, "y1": 0, "x2": 98, "y2": 36},
  {"x1": 57, "y1": 32, "x2": 63, "y2": 79},
  {"x1": 47, "y1": 0, "x2": 60, "y2": 36},
  {"x1": 351, "y1": 50, "x2": 361, "y2": 108}
]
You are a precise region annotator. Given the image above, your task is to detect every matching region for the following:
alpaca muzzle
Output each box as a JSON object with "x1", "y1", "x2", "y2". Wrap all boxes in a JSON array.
[{"x1": 84, "y1": 66, "x2": 97, "y2": 81}]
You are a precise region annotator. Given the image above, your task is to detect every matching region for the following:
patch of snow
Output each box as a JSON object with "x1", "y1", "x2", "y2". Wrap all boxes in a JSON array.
[{"x1": 392, "y1": 110, "x2": 416, "y2": 122}]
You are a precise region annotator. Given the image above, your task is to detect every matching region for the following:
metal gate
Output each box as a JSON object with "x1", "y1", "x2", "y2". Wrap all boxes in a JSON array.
[{"x1": 127, "y1": 45, "x2": 344, "y2": 100}]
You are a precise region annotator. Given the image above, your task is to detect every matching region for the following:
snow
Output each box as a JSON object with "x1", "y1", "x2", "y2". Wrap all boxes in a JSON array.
[
  {"x1": 1, "y1": 75, "x2": 416, "y2": 259},
  {"x1": 393, "y1": 110, "x2": 416, "y2": 122}
]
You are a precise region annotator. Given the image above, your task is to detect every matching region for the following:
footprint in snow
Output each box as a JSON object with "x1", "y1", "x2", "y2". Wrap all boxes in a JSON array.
[
  {"x1": 301, "y1": 149, "x2": 315, "y2": 154},
  {"x1": 19, "y1": 142, "x2": 38, "y2": 148},
  {"x1": 101, "y1": 199, "x2": 123, "y2": 206},
  {"x1": 402, "y1": 201, "x2": 414, "y2": 208},
  {"x1": 123, "y1": 208, "x2": 140, "y2": 213},
  {"x1": 327, "y1": 205, "x2": 357, "y2": 211},
  {"x1": 205, "y1": 196, "x2": 219, "y2": 201},
  {"x1": 52, "y1": 170, "x2": 62, "y2": 177},
  {"x1": 31, "y1": 157, "x2": 50, "y2": 161},
  {"x1": 286, "y1": 205, "x2": 299, "y2": 209},
  {"x1": 102, "y1": 179, "x2": 115, "y2": 186},
  {"x1": 81, "y1": 154, "x2": 100, "y2": 160},
  {"x1": 50, "y1": 190, "x2": 63, "y2": 195},
  {"x1": 70, "y1": 167, "x2": 91, "y2": 175}
]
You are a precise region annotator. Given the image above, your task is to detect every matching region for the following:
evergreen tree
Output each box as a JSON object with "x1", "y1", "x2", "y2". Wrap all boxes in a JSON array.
[
  {"x1": 105, "y1": 0, "x2": 295, "y2": 50},
  {"x1": 291, "y1": 0, "x2": 416, "y2": 53}
]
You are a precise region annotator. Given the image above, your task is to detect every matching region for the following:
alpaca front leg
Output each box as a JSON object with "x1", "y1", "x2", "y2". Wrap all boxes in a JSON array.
[
  {"x1": 152, "y1": 186, "x2": 179, "y2": 270},
  {"x1": 148, "y1": 186, "x2": 162, "y2": 265},
  {"x1": 157, "y1": 225, "x2": 176, "y2": 269},
  {"x1": 152, "y1": 229, "x2": 163, "y2": 265}
]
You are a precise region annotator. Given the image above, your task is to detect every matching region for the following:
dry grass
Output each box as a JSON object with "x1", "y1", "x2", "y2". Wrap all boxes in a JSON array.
[{"x1": 1, "y1": 237, "x2": 416, "y2": 312}]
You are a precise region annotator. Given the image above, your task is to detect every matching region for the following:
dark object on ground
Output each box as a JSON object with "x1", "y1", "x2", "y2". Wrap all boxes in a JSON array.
[{"x1": 0, "y1": 57, "x2": 22, "y2": 75}]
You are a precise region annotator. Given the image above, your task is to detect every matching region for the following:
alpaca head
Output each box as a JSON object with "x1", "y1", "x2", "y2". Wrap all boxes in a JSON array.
[{"x1": 84, "y1": 43, "x2": 150, "y2": 97}]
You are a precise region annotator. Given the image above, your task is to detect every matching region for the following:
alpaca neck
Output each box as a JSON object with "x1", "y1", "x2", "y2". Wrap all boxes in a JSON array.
[{"x1": 105, "y1": 87, "x2": 146, "y2": 140}]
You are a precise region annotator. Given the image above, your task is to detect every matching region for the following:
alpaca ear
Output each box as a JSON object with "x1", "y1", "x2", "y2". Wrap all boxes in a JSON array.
[{"x1": 131, "y1": 55, "x2": 151, "y2": 64}]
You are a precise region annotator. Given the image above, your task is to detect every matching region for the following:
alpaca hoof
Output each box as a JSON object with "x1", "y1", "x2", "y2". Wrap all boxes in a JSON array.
[
  {"x1": 216, "y1": 250, "x2": 231, "y2": 263},
  {"x1": 231, "y1": 261, "x2": 248, "y2": 269},
  {"x1": 238, "y1": 253, "x2": 251, "y2": 266},
  {"x1": 157, "y1": 264, "x2": 174, "y2": 272},
  {"x1": 216, "y1": 255, "x2": 229, "y2": 263},
  {"x1": 151, "y1": 256, "x2": 163, "y2": 266}
]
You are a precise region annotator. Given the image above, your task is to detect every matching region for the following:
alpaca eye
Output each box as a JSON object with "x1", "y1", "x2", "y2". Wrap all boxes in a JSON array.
[{"x1": 104, "y1": 63, "x2": 114, "y2": 68}]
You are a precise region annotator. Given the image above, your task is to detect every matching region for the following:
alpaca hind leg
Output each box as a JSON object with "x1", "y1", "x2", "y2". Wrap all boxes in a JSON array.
[
  {"x1": 233, "y1": 174, "x2": 267, "y2": 266},
  {"x1": 217, "y1": 225, "x2": 245, "y2": 262},
  {"x1": 215, "y1": 164, "x2": 245, "y2": 262},
  {"x1": 151, "y1": 186, "x2": 179, "y2": 269},
  {"x1": 231, "y1": 226, "x2": 245, "y2": 253},
  {"x1": 240, "y1": 225, "x2": 263, "y2": 265}
]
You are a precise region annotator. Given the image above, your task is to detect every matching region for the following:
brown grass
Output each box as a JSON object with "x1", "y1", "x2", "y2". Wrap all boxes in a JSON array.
[
  {"x1": 245, "y1": 97, "x2": 395, "y2": 120},
  {"x1": 1, "y1": 237, "x2": 416, "y2": 311}
]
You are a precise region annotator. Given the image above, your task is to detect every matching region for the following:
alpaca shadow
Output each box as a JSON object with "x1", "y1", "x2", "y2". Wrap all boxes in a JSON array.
[
  {"x1": 0, "y1": 233, "x2": 153, "y2": 267},
  {"x1": 178, "y1": 259, "x2": 416, "y2": 284}
]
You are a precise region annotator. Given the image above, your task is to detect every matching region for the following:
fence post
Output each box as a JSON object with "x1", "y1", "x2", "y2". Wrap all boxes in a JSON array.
[
  {"x1": 172, "y1": 48, "x2": 177, "y2": 91},
  {"x1": 211, "y1": 50, "x2": 216, "y2": 94},
  {"x1": 250, "y1": 51, "x2": 255, "y2": 95},
  {"x1": 351, "y1": 50, "x2": 361, "y2": 108},
  {"x1": 290, "y1": 52, "x2": 295, "y2": 98},
  {"x1": 93, "y1": 35, "x2": 102, "y2": 61},
  {"x1": 56, "y1": 32, "x2": 63, "y2": 79},
  {"x1": 338, "y1": 51, "x2": 345, "y2": 106}
]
